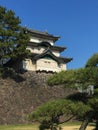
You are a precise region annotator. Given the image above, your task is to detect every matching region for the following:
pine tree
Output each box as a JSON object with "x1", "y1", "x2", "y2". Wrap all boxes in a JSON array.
[
  {"x1": 0, "y1": 6, "x2": 30, "y2": 67},
  {"x1": 85, "y1": 53, "x2": 98, "y2": 67},
  {"x1": 29, "y1": 53, "x2": 98, "y2": 130}
]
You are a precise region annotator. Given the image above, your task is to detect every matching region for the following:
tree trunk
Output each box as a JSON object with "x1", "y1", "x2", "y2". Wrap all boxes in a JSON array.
[
  {"x1": 79, "y1": 118, "x2": 89, "y2": 130},
  {"x1": 79, "y1": 111, "x2": 93, "y2": 130},
  {"x1": 95, "y1": 120, "x2": 98, "y2": 130}
]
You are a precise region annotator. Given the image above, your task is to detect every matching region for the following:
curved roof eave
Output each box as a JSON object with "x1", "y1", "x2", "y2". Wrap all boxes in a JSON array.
[
  {"x1": 28, "y1": 42, "x2": 66, "y2": 52},
  {"x1": 26, "y1": 28, "x2": 60, "y2": 42},
  {"x1": 32, "y1": 48, "x2": 72, "y2": 63}
]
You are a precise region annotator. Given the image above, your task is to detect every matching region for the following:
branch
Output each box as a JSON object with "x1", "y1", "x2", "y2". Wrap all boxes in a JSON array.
[{"x1": 59, "y1": 115, "x2": 75, "y2": 125}]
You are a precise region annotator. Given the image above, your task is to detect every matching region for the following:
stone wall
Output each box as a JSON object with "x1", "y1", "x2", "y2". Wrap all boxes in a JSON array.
[{"x1": 0, "y1": 71, "x2": 75, "y2": 124}]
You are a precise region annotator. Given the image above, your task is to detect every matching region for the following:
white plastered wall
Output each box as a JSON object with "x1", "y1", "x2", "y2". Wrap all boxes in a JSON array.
[
  {"x1": 36, "y1": 58, "x2": 66, "y2": 72},
  {"x1": 27, "y1": 46, "x2": 45, "y2": 54},
  {"x1": 23, "y1": 59, "x2": 36, "y2": 71},
  {"x1": 23, "y1": 58, "x2": 67, "y2": 72},
  {"x1": 30, "y1": 37, "x2": 54, "y2": 45},
  {"x1": 52, "y1": 51, "x2": 60, "y2": 57}
]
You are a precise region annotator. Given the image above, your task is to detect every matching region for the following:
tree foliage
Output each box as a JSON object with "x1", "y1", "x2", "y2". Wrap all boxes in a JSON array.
[
  {"x1": 29, "y1": 99, "x2": 90, "y2": 130},
  {"x1": 29, "y1": 53, "x2": 98, "y2": 130},
  {"x1": 47, "y1": 53, "x2": 98, "y2": 130},
  {"x1": 47, "y1": 67, "x2": 98, "y2": 89},
  {"x1": 0, "y1": 6, "x2": 30, "y2": 66},
  {"x1": 28, "y1": 53, "x2": 98, "y2": 130},
  {"x1": 47, "y1": 70, "x2": 76, "y2": 87},
  {"x1": 85, "y1": 53, "x2": 98, "y2": 67}
]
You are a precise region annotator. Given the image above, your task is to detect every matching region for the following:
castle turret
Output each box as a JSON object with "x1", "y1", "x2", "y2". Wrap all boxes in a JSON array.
[{"x1": 23, "y1": 29, "x2": 72, "y2": 72}]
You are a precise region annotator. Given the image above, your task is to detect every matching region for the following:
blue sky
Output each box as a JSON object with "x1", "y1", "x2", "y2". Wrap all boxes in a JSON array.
[{"x1": 0, "y1": 0, "x2": 98, "y2": 69}]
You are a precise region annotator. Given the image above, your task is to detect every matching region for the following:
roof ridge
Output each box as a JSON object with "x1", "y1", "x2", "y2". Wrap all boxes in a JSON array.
[{"x1": 27, "y1": 28, "x2": 50, "y2": 35}]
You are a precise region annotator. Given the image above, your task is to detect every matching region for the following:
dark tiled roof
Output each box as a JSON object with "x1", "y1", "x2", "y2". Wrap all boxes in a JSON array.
[
  {"x1": 59, "y1": 56, "x2": 73, "y2": 63},
  {"x1": 28, "y1": 42, "x2": 66, "y2": 52},
  {"x1": 27, "y1": 28, "x2": 60, "y2": 42},
  {"x1": 31, "y1": 48, "x2": 72, "y2": 63}
]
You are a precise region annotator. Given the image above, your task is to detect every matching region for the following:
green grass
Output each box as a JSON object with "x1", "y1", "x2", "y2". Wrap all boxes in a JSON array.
[
  {"x1": 0, "y1": 122, "x2": 95, "y2": 130},
  {"x1": 0, "y1": 124, "x2": 39, "y2": 130},
  {"x1": 62, "y1": 121, "x2": 82, "y2": 126}
]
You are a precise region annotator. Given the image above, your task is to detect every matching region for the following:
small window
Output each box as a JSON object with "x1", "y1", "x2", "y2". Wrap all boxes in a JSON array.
[{"x1": 44, "y1": 61, "x2": 51, "y2": 64}]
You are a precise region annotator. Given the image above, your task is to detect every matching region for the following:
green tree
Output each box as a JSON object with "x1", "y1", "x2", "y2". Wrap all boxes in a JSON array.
[
  {"x1": 29, "y1": 69, "x2": 96, "y2": 130},
  {"x1": 48, "y1": 53, "x2": 98, "y2": 130},
  {"x1": 0, "y1": 6, "x2": 30, "y2": 68},
  {"x1": 85, "y1": 53, "x2": 98, "y2": 67},
  {"x1": 29, "y1": 53, "x2": 98, "y2": 130},
  {"x1": 29, "y1": 99, "x2": 90, "y2": 130}
]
